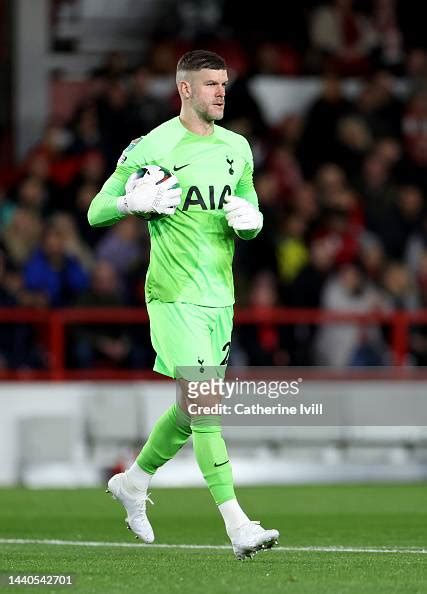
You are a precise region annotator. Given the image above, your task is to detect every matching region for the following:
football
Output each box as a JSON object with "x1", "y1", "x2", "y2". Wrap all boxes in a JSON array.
[
  {"x1": 125, "y1": 165, "x2": 179, "y2": 220},
  {"x1": 125, "y1": 164, "x2": 176, "y2": 194}
]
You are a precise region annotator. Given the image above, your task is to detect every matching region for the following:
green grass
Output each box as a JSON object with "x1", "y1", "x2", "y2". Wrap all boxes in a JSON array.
[{"x1": 0, "y1": 484, "x2": 426, "y2": 593}]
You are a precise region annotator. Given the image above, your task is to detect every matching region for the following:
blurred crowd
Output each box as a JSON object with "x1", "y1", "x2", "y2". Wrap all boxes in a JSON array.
[{"x1": 1, "y1": 0, "x2": 427, "y2": 370}]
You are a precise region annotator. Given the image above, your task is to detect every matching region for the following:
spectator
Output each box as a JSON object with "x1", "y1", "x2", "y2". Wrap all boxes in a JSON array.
[
  {"x1": 273, "y1": 114, "x2": 304, "y2": 154},
  {"x1": 299, "y1": 74, "x2": 354, "y2": 176},
  {"x1": 128, "y1": 66, "x2": 174, "y2": 135},
  {"x1": 276, "y1": 212, "x2": 309, "y2": 292},
  {"x1": 406, "y1": 212, "x2": 427, "y2": 274},
  {"x1": 68, "y1": 103, "x2": 102, "y2": 155},
  {"x1": 378, "y1": 185, "x2": 424, "y2": 259},
  {"x1": 335, "y1": 115, "x2": 372, "y2": 178},
  {"x1": 358, "y1": 232, "x2": 386, "y2": 287},
  {"x1": 234, "y1": 171, "x2": 279, "y2": 294},
  {"x1": 309, "y1": 0, "x2": 377, "y2": 75},
  {"x1": 267, "y1": 145, "x2": 303, "y2": 200},
  {"x1": 235, "y1": 271, "x2": 290, "y2": 366},
  {"x1": 372, "y1": 0, "x2": 404, "y2": 72},
  {"x1": 24, "y1": 224, "x2": 89, "y2": 307},
  {"x1": 286, "y1": 238, "x2": 337, "y2": 364},
  {"x1": 26, "y1": 123, "x2": 80, "y2": 188},
  {"x1": 2, "y1": 208, "x2": 42, "y2": 268},
  {"x1": 73, "y1": 182, "x2": 106, "y2": 246},
  {"x1": 222, "y1": 72, "x2": 267, "y2": 141},
  {"x1": 415, "y1": 250, "x2": 427, "y2": 306},
  {"x1": 406, "y1": 48, "x2": 427, "y2": 93},
  {"x1": 410, "y1": 250, "x2": 427, "y2": 364},
  {"x1": 255, "y1": 42, "x2": 301, "y2": 76},
  {"x1": 312, "y1": 205, "x2": 360, "y2": 266},
  {"x1": 401, "y1": 91, "x2": 427, "y2": 180},
  {"x1": 70, "y1": 261, "x2": 148, "y2": 369},
  {"x1": 315, "y1": 263, "x2": 386, "y2": 366},
  {"x1": 289, "y1": 183, "x2": 320, "y2": 232},
  {"x1": 0, "y1": 245, "x2": 44, "y2": 368},
  {"x1": 355, "y1": 152, "x2": 398, "y2": 234},
  {"x1": 0, "y1": 185, "x2": 15, "y2": 230},
  {"x1": 373, "y1": 137, "x2": 402, "y2": 169},
  {"x1": 356, "y1": 71, "x2": 402, "y2": 139},
  {"x1": 287, "y1": 238, "x2": 336, "y2": 307},
  {"x1": 62, "y1": 149, "x2": 106, "y2": 211},
  {"x1": 15, "y1": 176, "x2": 50, "y2": 215},
  {"x1": 95, "y1": 80, "x2": 134, "y2": 168},
  {"x1": 95, "y1": 217, "x2": 144, "y2": 284},
  {"x1": 49, "y1": 212, "x2": 94, "y2": 271},
  {"x1": 92, "y1": 51, "x2": 129, "y2": 80},
  {"x1": 382, "y1": 261, "x2": 418, "y2": 310}
]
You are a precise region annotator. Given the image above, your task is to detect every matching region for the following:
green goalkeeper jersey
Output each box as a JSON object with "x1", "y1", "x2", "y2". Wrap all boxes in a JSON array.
[{"x1": 88, "y1": 116, "x2": 261, "y2": 307}]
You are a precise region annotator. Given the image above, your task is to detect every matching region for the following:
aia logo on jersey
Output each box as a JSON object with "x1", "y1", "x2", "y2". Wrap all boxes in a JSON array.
[{"x1": 182, "y1": 185, "x2": 231, "y2": 210}]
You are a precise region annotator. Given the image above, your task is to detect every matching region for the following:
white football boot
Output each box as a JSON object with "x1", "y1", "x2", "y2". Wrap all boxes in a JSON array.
[
  {"x1": 106, "y1": 472, "x2": 154, "y2": 543},
  {"x1": 229, "y1": 521, "x2": 279, "y2": 560}
]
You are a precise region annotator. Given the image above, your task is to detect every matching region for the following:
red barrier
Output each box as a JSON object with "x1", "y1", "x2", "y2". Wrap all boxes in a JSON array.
[{"x1": 0, "y1": 307, "x2": 426, "y2": 380}]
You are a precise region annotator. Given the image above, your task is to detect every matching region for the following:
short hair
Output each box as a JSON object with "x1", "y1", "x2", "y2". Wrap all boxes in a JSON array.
[{"x1": 176, "y1": 50, "x2": 226, "y2": 74}]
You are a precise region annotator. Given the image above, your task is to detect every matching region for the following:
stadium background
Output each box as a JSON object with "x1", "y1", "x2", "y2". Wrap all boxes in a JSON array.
[{"x1": 0, "y1": 3, "x2": 426, "y2": 593}]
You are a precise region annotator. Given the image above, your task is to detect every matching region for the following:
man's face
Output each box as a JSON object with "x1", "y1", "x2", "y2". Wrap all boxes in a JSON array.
[{"x1": 187, "y1": 69, "x2": 228, "y2": 122}]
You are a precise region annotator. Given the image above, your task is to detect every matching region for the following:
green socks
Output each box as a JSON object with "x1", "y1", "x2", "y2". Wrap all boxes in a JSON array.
[
  {"x1": 191, "y1": 421, "x2": 235, "y2": 505},
  {"x1": 136, "y1": 403, "x2": 192, "y2": 474},
  {"x1": 136, "y1": 405, "x2": 235, "y2": 507}
]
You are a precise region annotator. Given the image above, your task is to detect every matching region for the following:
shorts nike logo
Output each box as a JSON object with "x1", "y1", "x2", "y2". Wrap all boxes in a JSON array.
[
  {"x1": 214, "y1": 460, "x2": 229, "y2": 467},
  {"x1": 173, "y1": 164, "x2": 190, "y2": 171}
]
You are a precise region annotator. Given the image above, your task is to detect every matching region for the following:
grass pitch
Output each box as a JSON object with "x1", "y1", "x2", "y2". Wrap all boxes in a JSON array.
[{"x1": 0, "y1": 484, "x2": 426, "y2": 593}]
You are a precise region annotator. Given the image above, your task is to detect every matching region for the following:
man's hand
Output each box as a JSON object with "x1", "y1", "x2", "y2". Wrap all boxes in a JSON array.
[
  {"x1": 223, "y1": 195, "x2": 263, "y2": 231},
  {"x1": 117, "y1": 172, "x2": 182, "y2": 216}
]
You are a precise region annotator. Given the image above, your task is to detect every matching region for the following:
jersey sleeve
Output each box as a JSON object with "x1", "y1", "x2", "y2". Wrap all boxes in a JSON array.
[
  {"x1": 87, "y1": 138, "x2": 146, "y2": 227},
  {"x1": 234, "y1": 139, "x2": 262, "y2": 240}
]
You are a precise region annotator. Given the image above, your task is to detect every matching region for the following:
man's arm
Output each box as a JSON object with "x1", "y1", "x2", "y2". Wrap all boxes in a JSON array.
[
  {"x1": 88, "y1": 161, "x2": 181, "y2": 227},
  {"x1": 224, "y1": 140, "x2": 263, "y2": 240},
  {"x1": 231, "y1": 159, "x2": 263, "y2": 240},
  {"x1": 87, "y1": 163, "x2": 133, "y2": 227}
]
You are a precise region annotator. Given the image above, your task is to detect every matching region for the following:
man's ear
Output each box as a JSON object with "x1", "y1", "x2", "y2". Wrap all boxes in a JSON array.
[{"x1": 178, "y1": 80, "x2": 191, "y2": 99}]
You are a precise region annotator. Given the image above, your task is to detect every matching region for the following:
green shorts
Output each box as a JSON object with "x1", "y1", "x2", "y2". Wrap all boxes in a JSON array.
[{"x1": 147, "y1": 300, "x2": 233, "y2": 378}]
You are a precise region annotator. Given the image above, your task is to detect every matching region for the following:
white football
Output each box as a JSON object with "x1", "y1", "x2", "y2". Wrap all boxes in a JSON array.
[{"x1": 125, "y1": 165, "x2": 175, "y2": 194}]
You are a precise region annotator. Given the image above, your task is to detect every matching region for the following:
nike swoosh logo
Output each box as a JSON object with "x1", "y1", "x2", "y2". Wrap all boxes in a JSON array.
[
  {"x1": 214, "y1": 460, "x2": 229, "y2": 467},
  {"x1": 173, "y1": 164, "x2": 190, "y2": 171}
]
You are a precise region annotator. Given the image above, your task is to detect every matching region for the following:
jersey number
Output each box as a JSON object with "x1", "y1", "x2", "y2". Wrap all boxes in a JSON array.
[{"x1": 220, "y1": 341, "x2": 231, "y2": 365}]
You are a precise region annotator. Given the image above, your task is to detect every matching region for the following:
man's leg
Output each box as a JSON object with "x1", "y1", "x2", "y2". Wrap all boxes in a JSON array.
[
  {"x1": 191, "y1": 418, "x2": 248, "y2": 523},
  {"x1": 135, "y1": 402, "x2": 192, "y2": 474},
  {"x1": 189, "y1": 306, "x2": 279, "y2": 558},
  {"x1": 190, "y1": 407, "x2": 279, "y2": 559},
  {"x1": 125, "y1": 300, "x2": 209, "y2": 483},
  {"x1": 188, "y1": 306, "x2": 249, "y2": 526},
  {"x1": 107, "y1": 301, "x2": 209, "y2": 541}
]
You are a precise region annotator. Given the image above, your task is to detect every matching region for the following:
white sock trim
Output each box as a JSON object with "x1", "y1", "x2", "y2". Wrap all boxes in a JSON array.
[
  {"x1": 125, "y1": 462, "x2": 152, "y2": 492},
  {"x1": 218, "y1": 498, "x2": 250, "y2": 535}
]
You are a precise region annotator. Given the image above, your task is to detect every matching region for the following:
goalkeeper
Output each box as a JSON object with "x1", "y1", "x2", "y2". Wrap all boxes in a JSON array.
[{"x1": 88, "y1": 49, "x2": 279, "y2": 560}]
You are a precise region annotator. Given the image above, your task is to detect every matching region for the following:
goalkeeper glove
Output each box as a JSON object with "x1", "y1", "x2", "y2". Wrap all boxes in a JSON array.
[
  {"x1": 223, "y1": 195, "x2": 263, "y2": 231},
  {"x1": 117, "y1": 172, "x2": 182, "y2": 216}
]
